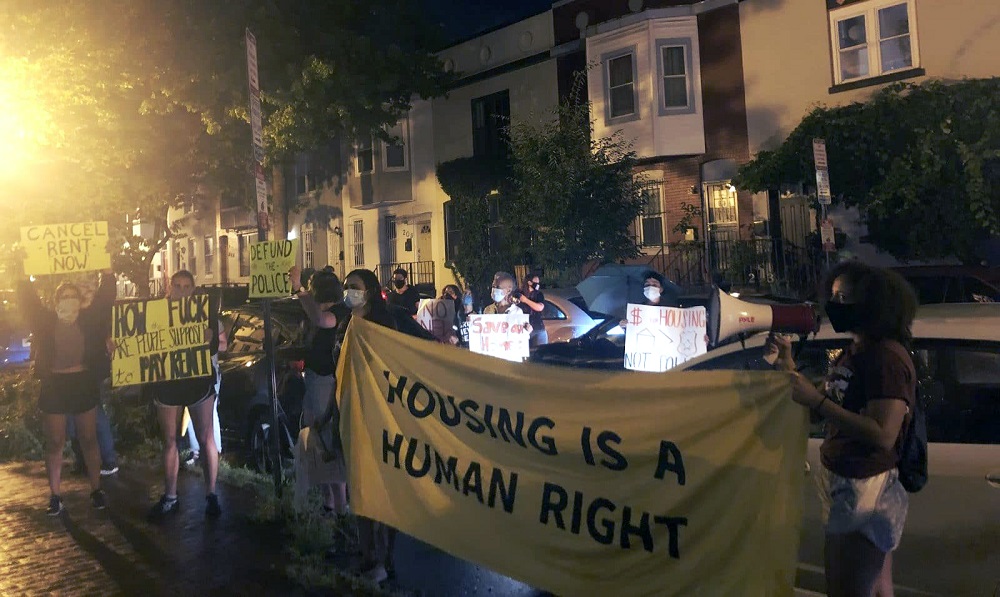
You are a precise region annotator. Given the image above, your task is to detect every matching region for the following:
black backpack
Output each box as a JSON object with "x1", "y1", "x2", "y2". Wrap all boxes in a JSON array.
[{"x1": 897, "y1": 389, "x2": 928, "y2": 493}]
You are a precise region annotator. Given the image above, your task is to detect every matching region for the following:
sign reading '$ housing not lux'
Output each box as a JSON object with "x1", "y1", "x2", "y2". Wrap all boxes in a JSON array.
[{"x1": 249, "y1": 239, "x2": 299, "y2": 298}]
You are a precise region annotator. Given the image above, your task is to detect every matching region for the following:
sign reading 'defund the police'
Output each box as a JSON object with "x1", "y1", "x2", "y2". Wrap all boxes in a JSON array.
[
  {"x1": 249, "y1": 239, "x2": 299, "y2": 298},
  {"x1": 110, "y1": 296, "x2": 212, "y2": 387},
  {"x1": 20, "y1": 221, "x2": 112, "y2": 275},
  {"x1": 623, "y1": 303, "x2": 707, "y2": 372}
]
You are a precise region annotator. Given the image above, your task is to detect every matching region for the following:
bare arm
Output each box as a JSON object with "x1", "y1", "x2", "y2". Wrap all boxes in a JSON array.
[{"x1": 517, "y1": 293, "x2": 544, "y2": 313}]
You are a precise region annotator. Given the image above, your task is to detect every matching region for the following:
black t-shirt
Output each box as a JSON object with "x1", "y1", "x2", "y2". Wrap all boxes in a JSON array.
[
  {"x1": 521, "y1": 289, "x2": 545, "y2": 331},
  {"x1": 387, "y1": 286, "x2": 420, "y2": 316},
  {"x1": 303, "y1": 304, "x2": 349, "y2": 376}
]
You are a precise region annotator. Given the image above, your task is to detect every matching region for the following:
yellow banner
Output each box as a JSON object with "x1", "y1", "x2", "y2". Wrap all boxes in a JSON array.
[
  {"x1": 110, "y1": 296, "x2": 212, "y2": 387},
  {"x1": 249, "y1": 239, "x2": 299, "y2": 298},
  {"x1": 337, "y1": 319, "x2": 807, "y2": 597},
  {"x1": 20, "y1": 221, "x2": 111, "y2": 275}
]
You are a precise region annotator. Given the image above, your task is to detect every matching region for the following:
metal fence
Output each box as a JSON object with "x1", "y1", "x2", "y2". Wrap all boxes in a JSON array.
[{"x1": 376, "y1": 260, "x2": 436, "y2": 291}]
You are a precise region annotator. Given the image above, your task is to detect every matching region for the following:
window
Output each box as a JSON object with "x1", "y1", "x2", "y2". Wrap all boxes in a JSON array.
[
  {"x1": 383, "y1": 120, "x2": 408, "y2": 171},
  {"x1": 356, "y1": 137, "x2": 373, "y2": 174},
  {"x1": 302, "y1": 224, "x2": 315, "y2": 269},
  {"x1": 830, "y1": 1, "x2": 918, "y2": 84},
  {"x1": 174, "y1": 243, "x2": 183, "y2": 274},
  {"x1": 238, "y1": 232, "x2": 257, "y2": 277},
  {"x1": 605, "y1": 51, "x2": 637, "y2": 120},
  {"x1": 471, "y1": 90, "x2": 510, "y2": 158},
  {"x1": 187, "y1": 238, "x2": 197, "y2": 277},
  {"x1": 203, "y1": 236, "x2": 214, "y2": 276},
  {"x1": 351, "y1": 220, "x2": 365, "y2": 267},
  {"x1": 655, "y1": 38, "x2": 695, "y2": 114},
  {"x1": 444, "y1": 200, "x2": 462, "y2": 261},
  {"x1": 916, "y1": 342, "x2": 1000, "y2": 445},
  {"x1": 636, "y1": 183, "x2": 665, "y2": 247},
  {"x1": 383, "y1": 215, "x2": 397, "y2": 264},
  {"x1": 541, "y1": 301, "x2": 567, "y2": 321}
]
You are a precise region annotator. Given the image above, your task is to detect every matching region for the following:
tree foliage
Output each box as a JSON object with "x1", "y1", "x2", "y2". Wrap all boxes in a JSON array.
[
  {"x1": 506, "y1": 85, "x2": 645, "y2": 283},
  {"x1": 0, "y1": 0, "x2": 451, "y2": 293},
  {"x1": 736, "y1": 79, "x2": 1000, "y2": 263}
]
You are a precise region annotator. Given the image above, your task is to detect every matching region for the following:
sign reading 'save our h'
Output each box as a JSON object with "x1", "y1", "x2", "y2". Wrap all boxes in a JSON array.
[
  {"x1": 467, "y1": 312, "x2": 530, "y2": 361},
  {"x1": 249, "y1": 239, "x2": 299, "y2": 298},
  {"x1": 110, "y1": 296, "x2": 212, "y2": 387},
  {"x1": 20, "y1": 221, "x2": 111, "y2": 275}
]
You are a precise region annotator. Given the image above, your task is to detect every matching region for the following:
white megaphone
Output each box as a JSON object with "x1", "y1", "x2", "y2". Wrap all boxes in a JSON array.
[{"x1": 707, "y1": 287, "x2": 820, "y2": 347}]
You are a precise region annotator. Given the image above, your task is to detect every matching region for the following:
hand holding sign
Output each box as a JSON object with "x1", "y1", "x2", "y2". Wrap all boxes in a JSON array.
[{"x1": 623, "y1": 303, "x2": 707, "y2": 372}]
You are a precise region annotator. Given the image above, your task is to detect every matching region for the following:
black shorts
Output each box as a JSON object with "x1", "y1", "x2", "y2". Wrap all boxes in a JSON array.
[
  {"x1": 39, "y1": 371, "x2": 100, "y2": 415},
  {"x1": 145, "y1": 374, "x2": 216, "y2": 409}
]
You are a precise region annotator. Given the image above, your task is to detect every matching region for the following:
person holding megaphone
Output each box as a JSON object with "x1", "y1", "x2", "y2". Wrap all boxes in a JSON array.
[{"x1": 766, "y1": 261, "x2": 917, "y2": 597}]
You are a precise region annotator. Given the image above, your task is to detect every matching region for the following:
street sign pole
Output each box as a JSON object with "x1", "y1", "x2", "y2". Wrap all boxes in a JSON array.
[
  {"x1": 247, "y1": 28, "x2": 282, "y2": 496},
  {"x1": 813, "y1": 139, "x2": 833, "y2": 269}
]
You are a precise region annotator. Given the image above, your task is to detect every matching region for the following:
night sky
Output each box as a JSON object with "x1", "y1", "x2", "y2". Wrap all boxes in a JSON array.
[{"x1": 422, "y1": 0, "x2": 553, "y2": 46}]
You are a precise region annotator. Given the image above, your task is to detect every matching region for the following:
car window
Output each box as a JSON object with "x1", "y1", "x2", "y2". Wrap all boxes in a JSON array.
[
  {"x1": 541, "y1": 301, "x2": 567, "y2": 321},
  {"x1": 963, "y1": 277, "x2": 998, "y2": 303},
  {"x1": 229, "y1": 313, "x2": 266, "y2": 353},
  {"x1": 916, "y1": 341, "x2": 1000, "y2": 445}
]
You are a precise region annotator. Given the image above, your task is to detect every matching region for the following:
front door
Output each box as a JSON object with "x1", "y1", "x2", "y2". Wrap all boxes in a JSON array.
[
  {"x1": 704, "y1": 182, "x2": 739, "y2": 273},
  {"x1": 414, "y1": 221, "x2": 432, "y2": 263}
]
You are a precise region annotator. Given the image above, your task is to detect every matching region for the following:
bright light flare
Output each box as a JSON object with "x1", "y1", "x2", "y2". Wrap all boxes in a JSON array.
[{"x1": 0, "y1": 61, "x2": 58, "y2": 176}]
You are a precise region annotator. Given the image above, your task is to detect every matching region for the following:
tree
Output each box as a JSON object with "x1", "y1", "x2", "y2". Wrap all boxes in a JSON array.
[
  {"x1": 506, "y1": 83, "x2": 646, "y2": 284},
  {"x1": 0, "y1": 0, "x2": 453, "y2": 293},
  {"x1": 736, "y1": 79, "x2": 1000, "y2": 263}
]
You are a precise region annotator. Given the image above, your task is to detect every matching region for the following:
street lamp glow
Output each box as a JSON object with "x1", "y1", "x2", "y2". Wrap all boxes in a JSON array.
[{"x1": 0, "y1": 67, "x2": 57, "y2": 177}]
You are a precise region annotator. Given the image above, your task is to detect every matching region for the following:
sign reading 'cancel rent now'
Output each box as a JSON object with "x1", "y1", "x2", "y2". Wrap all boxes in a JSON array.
[{"x1": 20, "y1": 221, "x2": 112, "y2": 276}]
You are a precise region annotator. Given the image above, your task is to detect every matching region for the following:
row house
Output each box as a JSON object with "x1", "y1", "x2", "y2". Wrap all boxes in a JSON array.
[{"x1": 155, "y1": 0, "x2": 1000, "y2": 294}]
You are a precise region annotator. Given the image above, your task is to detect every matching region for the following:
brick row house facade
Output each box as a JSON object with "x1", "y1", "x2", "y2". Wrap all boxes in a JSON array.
[{"x1": 151, "y1": 0, "x2": 1000, "y2": 294}]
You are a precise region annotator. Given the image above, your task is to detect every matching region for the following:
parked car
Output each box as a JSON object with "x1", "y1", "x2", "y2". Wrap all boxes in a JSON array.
[
  {"x1": 538, "y1": 289, "x2": 606, "y2": 343},
  {"x1": 673, "y1": 303, "x2": 1000, "y2": 596},
  {"x1": 217, "y1": 297, "x2": 308, "y2": 472},
  {"x1": 893, "y1": 265, "x2": 1000, "y2": 304},
  {"x1": 0, "y1": 290, "x2": 31, "y2": 369},
  {"x1": 529, "y1": 294, "x2": 712, "y2": 368}
]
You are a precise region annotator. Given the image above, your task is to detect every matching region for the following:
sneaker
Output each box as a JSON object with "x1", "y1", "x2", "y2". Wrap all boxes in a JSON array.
[
  {"x1": 205, "y1": 493, "x2": 221, "y2": 518},
  {"x1": 91, "y1": 489, "x2": 108, "y2": 510},
  {"x1": 361, "y1": 564, "x2": 388, "y2": 584},
  {"x1": 148, "y1": 495, "x2": 180, "y2": 521},
  {"x1": 100, "y1": 465, "x2": 119, "y2": 477},
  {"x1": 47, "y1": 495, "x2": 64, "y2": 517},
  {"x1": 182, "y1": 451, "x2": 198, "y2": 467}
]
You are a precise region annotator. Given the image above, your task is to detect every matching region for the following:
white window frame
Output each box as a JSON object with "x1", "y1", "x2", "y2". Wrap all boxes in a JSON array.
[
  {"x1": 381, "y1": 119, "x2": 409, "y2": 172},
  {"x1": 829, "y1": 0, "x2": 919, "y2": 85},
  {"x1": 356, "y1": 137, "x2": 374, "y2": 175},
  {"x1": 238, "y1": 232, "x2": 257, "y2": 278},
  {"x1": 656, "y1": 38, "x2": 696, "y2": 115},
  {"x1": 302, "y1": 223, "x2": 315, "y2": 269},
  {"x1": 601, "y1": 46, "x2": 640, "y2": 125},
  {"x1": 203, "y1": 235, "x2": 214, "y2": 276},
  {"x1": 351, "y1": 219, "x2": 365, "y2": 267}
]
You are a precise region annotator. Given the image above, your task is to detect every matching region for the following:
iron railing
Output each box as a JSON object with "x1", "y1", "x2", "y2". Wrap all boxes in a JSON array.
[{"x1": 376, "y1": 260, "x2": 436, "y2": 291}]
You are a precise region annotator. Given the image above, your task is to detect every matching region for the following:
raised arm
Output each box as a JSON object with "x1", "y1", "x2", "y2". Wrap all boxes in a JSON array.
[{"x1": 290, "y1": 266, "x2": 337, "y2": 329}]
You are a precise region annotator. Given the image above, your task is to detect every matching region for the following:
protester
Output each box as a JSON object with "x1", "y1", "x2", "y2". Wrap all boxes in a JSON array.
[
  {"x1": 620, "y1": 270, "x2": 679, "y2": 328},
  {"x1": 182, "y1": 365, "x2": 222, "y2": 466},
  {"x1": 146, "y1": 270, "x2": 227, "y2": 520},
  {"x1": 68, "y1": 380, "x2": 118, "y2": 477},
  {"x1": 386, "y1": 267, "x2": 420, "y2": 316},
  {"x1": 337, "y1": 268, "x2": 436, "y2": 583},
  {"x1": 767, "y1": 261, "x2": 917, "y2": 597},
  {"x1": 18, "y1": 268, "x2": 116, "y2": 515},
  {"x1": 440, "y1": 284, "x2": 464, "y2": 346},
  {"x1": 483, "y1": 271, "x2": 521, "y2": 315},
  {"x1": 515, "y1": 271, "x2": 547, "y2": 346},
  {"x1": 288, "y1": 265, "x2": 350, "y2": 520}
]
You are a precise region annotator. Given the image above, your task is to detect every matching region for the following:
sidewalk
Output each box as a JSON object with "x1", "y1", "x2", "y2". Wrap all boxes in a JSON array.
[{"x1": 0, "y1": 461, "x2": 301, "y2": 596}]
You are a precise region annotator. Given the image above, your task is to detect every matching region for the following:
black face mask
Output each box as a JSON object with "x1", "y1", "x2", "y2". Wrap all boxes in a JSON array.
[
  {"x1": 532, "y1": 283, "x2": 540, "y2": 291},
  {"x1": 392, "y1": 279, "x2": 406, "y2": 289},
  {"x1": 825, "y1": 302, "x2": 863, "y2": 333}
]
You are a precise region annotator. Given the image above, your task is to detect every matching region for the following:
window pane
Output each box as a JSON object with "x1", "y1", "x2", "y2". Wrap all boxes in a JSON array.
[
  {"x1": 541, "y1": 301, "x2": 567, "y2": 321},
  {"x1": 837, "y1": 15, "x2": 867, "y2": 49},
  {"x1": 643, "y1": 188, "x2": 661, "y2": 213},
  {"x1": 608, "y1": 55, "x2": 633, "y2": 87},
  {"x1": 663, "y1": 77, "x2": 688, "y2": 108},
  {"x1": 385, "y1": 143, "x2": 405, "y2": 168},
  {"x1": 878, "y1": 4, "x2": 910, "y2": 38},
  {"x1": 839, "y1": 46, "x2": 870, "y2": 80},
  {"x1": 641, "y1": 217, "x2": 663, "y2": 246},
  {"x1": 662, "y1": 46, "x2": 685, "y2": 76},
  {"x1": 879, "y1": 36, "x2": 912, "y2": 72},
  {"x1": 610, "y1": 86, "x2": 634, "y2": 118},
  {"x1": 920, "y1": 344, "x2": 1000, "y2": 445}
]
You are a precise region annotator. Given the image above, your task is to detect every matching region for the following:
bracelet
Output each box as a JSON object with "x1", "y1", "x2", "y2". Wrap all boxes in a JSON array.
[{"x1": 813, "y1": 395, "x2": 829, "y2": 412}]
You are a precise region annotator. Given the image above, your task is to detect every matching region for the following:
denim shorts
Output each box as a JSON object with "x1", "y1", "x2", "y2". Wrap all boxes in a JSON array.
[{"x1": 817, "y1": 466, "x2": 908, "y2": 553}]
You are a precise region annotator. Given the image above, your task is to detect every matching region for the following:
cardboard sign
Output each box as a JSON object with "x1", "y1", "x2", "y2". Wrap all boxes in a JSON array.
[
  {"x1": 110, "y1": 296, "x2": 212, "y2": 387},
  {"x1": 467, "y1": 312, "x2": 530, "y2": 362},
  {"x1": 623, "y1": 303, "x2": 708, "y2": 372},
  {"x1": 249, "y1": 239, "x2": 299, "y2": 298},
  {"x1": 416, "y1": 298, "x2": 457, "y2": 343},
  {"x1": 20, "y1": 221, "x2": 111, "y2": 275}
]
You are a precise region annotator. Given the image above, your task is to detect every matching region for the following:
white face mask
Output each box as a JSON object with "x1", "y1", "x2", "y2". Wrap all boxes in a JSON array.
[
  {"x1": 56, "y1": 298, "x2": 81, "y2": 323},
  {"x1": 491, "y1": 288, "x2": 507, "y2": 303},
  {"x1": 643, "y1": 287, "x2": 661, "y2": 303},
  {"x1": 344, "y1": 289, "x2": 367, "y2": 310}
]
